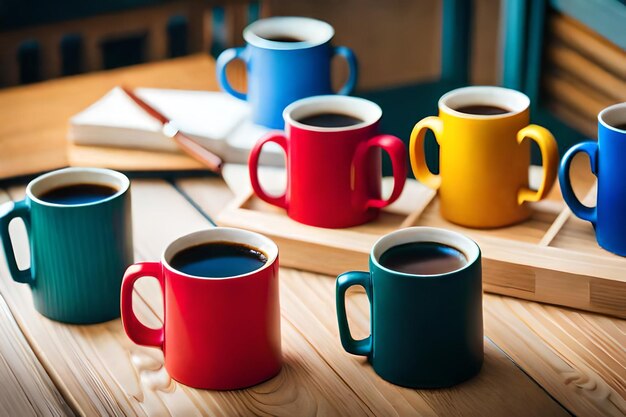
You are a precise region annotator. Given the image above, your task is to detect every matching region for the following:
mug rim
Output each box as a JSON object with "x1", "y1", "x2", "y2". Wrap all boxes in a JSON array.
[
  {"x1": 370, "y1": 227, "x2": 480, "y2": 278},
  {"x1": 26, "y1": 167, "x2": 130, "y2": 208},
  {"x1": 438, "y1": 86, "x2": 530, "y2": 120},
  {"x1": 598, "y1": 102, "x2": 626, "y2": 134},
  {"x1": 283, "y1": 95, "x2": 382, "y2": 133},
  {"x1": 244, "y1": 16, "x2": 334, "y2": 50},
  {"x1": 161, "y1": 228, "x2": 279, "y2": 280}
]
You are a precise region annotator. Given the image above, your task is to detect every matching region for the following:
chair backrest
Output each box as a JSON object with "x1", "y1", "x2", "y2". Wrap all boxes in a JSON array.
[
  {"x1": 499, "y1": 0, "x2": 625, "y2": 139},
  {"x1": 0, "y1": 0, "x2": 255, "y2": 87}
]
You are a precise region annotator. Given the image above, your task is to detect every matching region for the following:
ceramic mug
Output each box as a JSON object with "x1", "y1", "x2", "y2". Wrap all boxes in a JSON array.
[
  {"x1": 248, "y1": 95, "x2": 407, "y2": 228},
  {"x1": 559, "y1": 102, "x2": 626, "y2": 256},
  {"x1": 410, "y1": 86, "x2": 559, "y2": 228},
  {"x1": 121, "y1": 228, "x2": 282, "y2": 390},
  {"x1": 216, "y1": 16, "x2": 358, "y2": 129},
  {"x1": 336, "y1": 227, "x2": 483, "y2": 388},
  {"x1": 0, "y1": 167, "x2": 133, "y2": 323}
]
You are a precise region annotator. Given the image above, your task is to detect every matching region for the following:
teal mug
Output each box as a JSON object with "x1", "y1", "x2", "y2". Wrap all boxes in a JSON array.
[
  {"x1": 336, "y1": 227, "x2": 483, "y2": 388},
  {"x1": 0, "y1": 167, "x2": 133, "y2": 323}
]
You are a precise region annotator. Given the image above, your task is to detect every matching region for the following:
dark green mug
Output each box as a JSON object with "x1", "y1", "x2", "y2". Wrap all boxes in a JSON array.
[
  {"x1": 336, "y1": 227, "x2": 483, "y2": 388},
  {"x1": 0, "y1": 167, "x2": 133, "y2": 324}
]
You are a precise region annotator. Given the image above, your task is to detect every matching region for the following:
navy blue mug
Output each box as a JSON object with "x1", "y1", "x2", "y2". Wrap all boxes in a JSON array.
[
  {"x1": 216, "y1": 16, "x2": 358, "y2": 129},
  {"x1": 560, "y1": 102, "x2": 626, "y2": 256}
]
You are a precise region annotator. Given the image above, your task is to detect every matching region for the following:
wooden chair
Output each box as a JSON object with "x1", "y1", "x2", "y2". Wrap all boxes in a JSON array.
[
  {"x1": 0, "y1": 0, "x2": 255, "y2": 87},
  {"x1": 518, "y1": 0, "x2": 626, "y2": 139}
]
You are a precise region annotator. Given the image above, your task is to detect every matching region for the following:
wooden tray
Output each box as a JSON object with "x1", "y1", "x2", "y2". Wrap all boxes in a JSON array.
[{"x1": 218, "y1": 176, "x2": 626, "y2": 319}]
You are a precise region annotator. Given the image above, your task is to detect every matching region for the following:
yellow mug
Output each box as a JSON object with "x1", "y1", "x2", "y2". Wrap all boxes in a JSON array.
[{"x1": 410, "y1": 86, "x2": 558, "y2": 228}]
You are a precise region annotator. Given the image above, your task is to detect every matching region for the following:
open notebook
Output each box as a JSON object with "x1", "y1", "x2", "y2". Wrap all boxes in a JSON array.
[{"x1": 68, "y1": 87, "x2": 284, "y2": 166}]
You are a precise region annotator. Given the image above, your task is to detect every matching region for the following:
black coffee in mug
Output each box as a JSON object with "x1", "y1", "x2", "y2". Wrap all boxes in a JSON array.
[
  {"x1": 379, "y1": 241, "x2": 467, "y2": 275},
  {"x1": 612, "y1": 123, "x2": 626, "y2": 131},
  {"x1": 39, "y1": 183, "x2": 118, "y2": 205},
  {"x1": 455, "y1": 105, "x2": 510, "y2": 116},
  {"x1": 297, "y1": 112, "x2": 364, "y2": 128},
  {"x1": 170, "y1": 242, "x2": 268, "y2": 278},
  {"x1": 265, "y1": 35, "x2": 304, "y2": 42}
]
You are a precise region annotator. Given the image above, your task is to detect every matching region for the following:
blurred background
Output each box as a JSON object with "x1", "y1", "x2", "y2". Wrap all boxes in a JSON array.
[{"x1": 1, "y1": 0, "x2": 625, "y2": 162}]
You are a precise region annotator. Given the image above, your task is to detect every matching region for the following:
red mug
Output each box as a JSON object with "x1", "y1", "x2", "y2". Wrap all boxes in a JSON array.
[
  {"x1": 121, "y1": 228, "x2": 282, "y2": 390},
  {"x1": 248, "y1": 95, "x2": 407, "y2": 228}
]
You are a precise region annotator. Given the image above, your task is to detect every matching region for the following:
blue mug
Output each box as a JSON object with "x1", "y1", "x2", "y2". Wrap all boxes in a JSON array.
[
  {"x1": 559, "y1": 102, "x2": 626, "y2": 256},
  {"x1": 216, "y1": 16, "x2": 358, "y2": 129}
]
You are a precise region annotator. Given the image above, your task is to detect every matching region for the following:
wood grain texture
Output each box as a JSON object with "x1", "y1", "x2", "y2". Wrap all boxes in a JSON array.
[
  {"x1": 0, "y1": 227, "x2": 75, "y2": 417},
  {"x1": 178, "y1": 173, "x2": 625, "y2": 417},
  {"x1": 484, "y1": 294, "x2": 626, "y2": 417}
]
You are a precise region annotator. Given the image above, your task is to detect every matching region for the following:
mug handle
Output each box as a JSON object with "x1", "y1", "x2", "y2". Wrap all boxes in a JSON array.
[
  {"x1": 517, "y1": 125, "x2": 559, "y2": 204},
  {"x1": 354, "y1": 135, "x2": 407, "y2": 209},
  {"x1": 121, "y1": 262, "x2": 165, "y2": 348},
  {"x1": 248, "y1": 132, "x2": 290, "y2": 210},
  {"x1": 332, "y1": 46, "x2": 358, "y2": 95},
  {"x1": 216, "y1": 46, "x2": 248, "y2": 101},
  {"x1": 0, "y1": 200, "x2": 34, "y2": 285},
  {"x1": 558, "y1": 141, "x2": 598, "y2": 225},
  {"x1": 409, "y1": 116, "x2": 444, "y2": 189},
  {"x1": 336, "y1": 271, "x2": 372, "y2": 356}
]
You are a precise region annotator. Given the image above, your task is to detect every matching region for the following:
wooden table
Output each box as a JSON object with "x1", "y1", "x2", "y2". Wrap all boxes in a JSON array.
[{"x1": 0, "y1": 55, "x2": 624, "y2": 417}]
